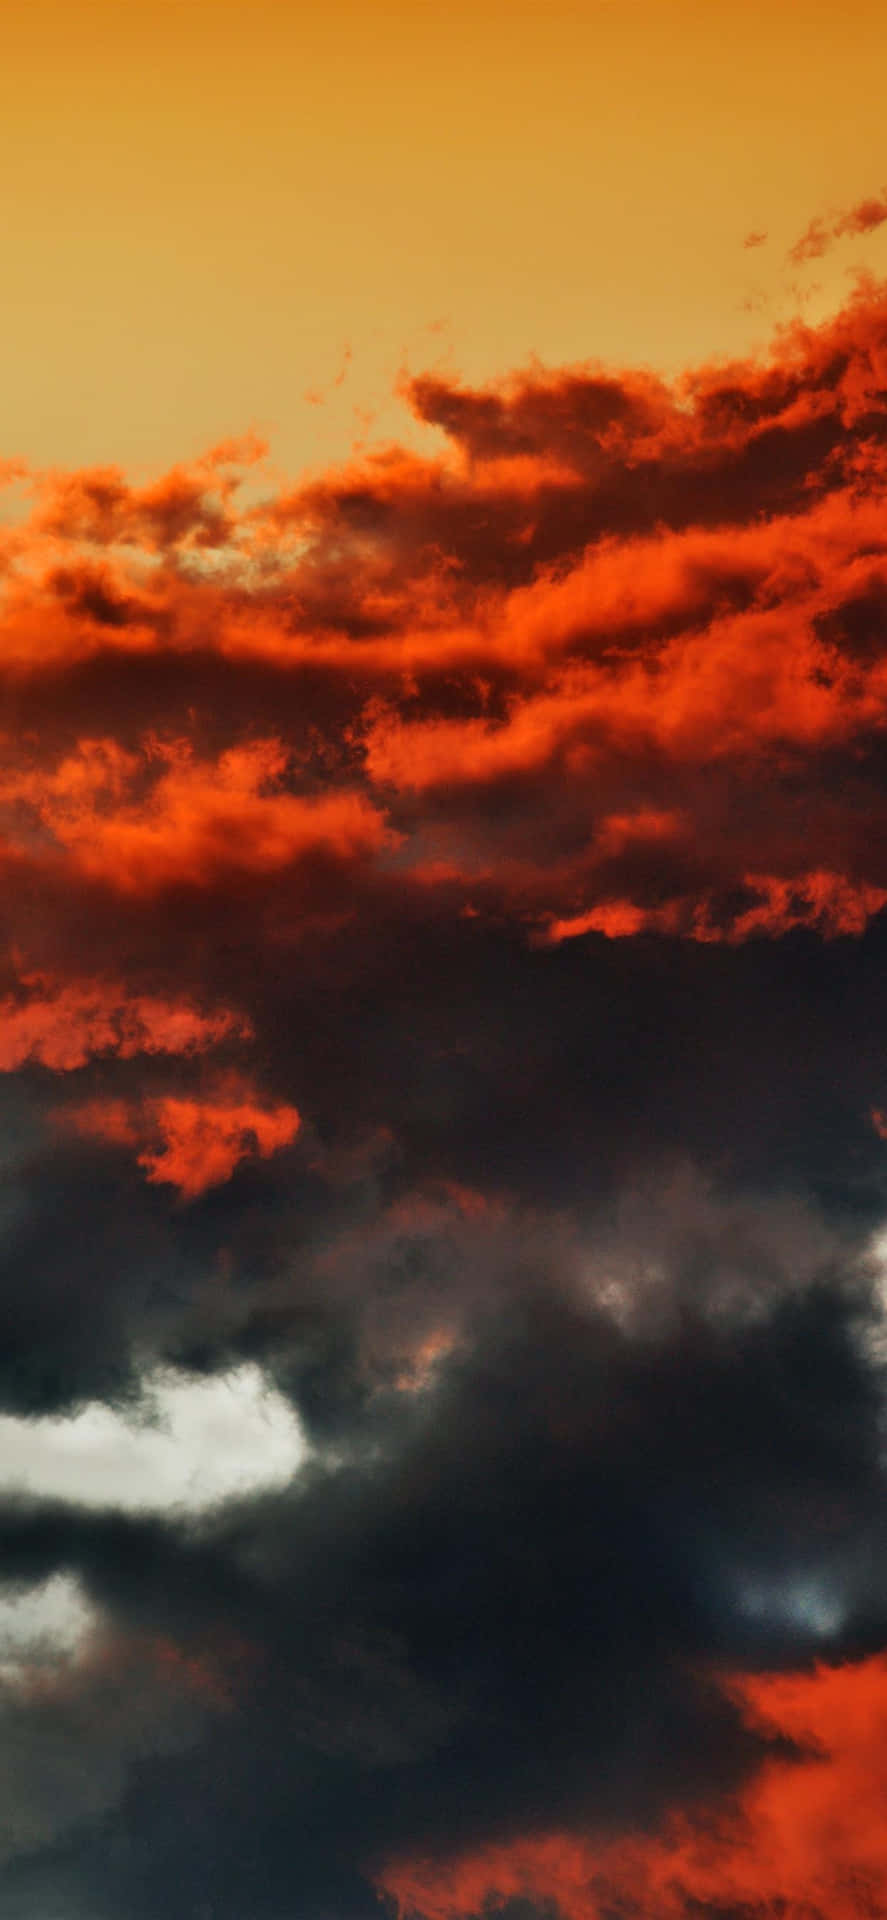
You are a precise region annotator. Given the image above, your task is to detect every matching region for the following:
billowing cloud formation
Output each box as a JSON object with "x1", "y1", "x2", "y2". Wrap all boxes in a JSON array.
[
  {"x1": 7, "y1": 281, "x2": 887, "y2": 955},
  {"x1": 6, "y1": 284, "x2": 887, "y2": 1916}
]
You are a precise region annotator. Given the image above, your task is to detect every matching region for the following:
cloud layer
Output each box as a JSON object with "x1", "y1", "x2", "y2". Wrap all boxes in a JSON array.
[{"x1": 4, "y1": 279, "x2": 887, "y2": 1916}]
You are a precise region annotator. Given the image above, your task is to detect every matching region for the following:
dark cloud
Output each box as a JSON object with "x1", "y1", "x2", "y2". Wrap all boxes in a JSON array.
[
  {"x1": 3, "y1": 284, "x2": 887, "y2": 1916},
  {"x1": 0, "y1": 1270, "x2": 885, "y2": 1920}
]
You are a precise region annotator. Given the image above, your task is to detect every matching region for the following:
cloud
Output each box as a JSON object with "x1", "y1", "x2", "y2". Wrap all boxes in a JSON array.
[
  {"x1": 0, "y1": 1364, "x2": 306, "y2": 1513},
  {"x1": 64, "y1": 1083, "x2": 302, "y2": 1198},
  {"x1": 7, "y1": 285, "x2": 887, "y2": 948},
  {"x1": 788, "y1": 189, "x2": 887, "y2": 265},
  {"x1": 0, "y1": 1599, "x2": 244, "y2": 1870},
  {"x1": 0, "y1": 1263, "x2": 884, "y2": 1917},
  {"x1": 0, "y1": 975, "x2": 250, "y2": 1071},
  {"x1": 0, "y1": 736, "x2": 392, "y2": 894},
  {"x1": 543, "y1": 870, "x2": 887, "y2": 946},
  {"x1": 378, "y1": 1655, "x2": 887, "y2": 1920},
  {"x1": 4, "y1": 281, "x2": 887, "y2": 1916}
]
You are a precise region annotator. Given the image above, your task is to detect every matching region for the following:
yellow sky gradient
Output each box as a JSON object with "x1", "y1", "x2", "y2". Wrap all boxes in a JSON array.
[{"x1": 3, "y1": 0, "x2": 887, "y2": 478}]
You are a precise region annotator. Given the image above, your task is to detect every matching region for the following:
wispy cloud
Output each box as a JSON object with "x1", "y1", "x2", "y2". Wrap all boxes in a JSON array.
[{"x1": 789, "y1": 188, "x2": 887, "y2": 265}]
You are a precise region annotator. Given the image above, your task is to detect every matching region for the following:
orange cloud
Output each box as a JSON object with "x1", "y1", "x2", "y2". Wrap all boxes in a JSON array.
[
  {"x1": 0, "y1": 736, "x2": 392, "y2": 894},
  {"x1": 3, "y1": 282, "x2": 887, "y2": 951},
  {"x1": 789, "y1": 189, "x2": 887, "y2": 265},
  {"x1": 379, "y1": 1655, "x2": 887, "y2": 1920},
  {"x1": 0, "y1": 975, "x2": 250, "y2": 1071},
  {"x1": 65, "y1": 1082, "x2": 301, "y2": 1199},
  {"x1": 788, "y1": 214, "x2": 832, "y2": 267},
  {"x1": 34, "y1": 435, "x2": 267, "y2": 554}
]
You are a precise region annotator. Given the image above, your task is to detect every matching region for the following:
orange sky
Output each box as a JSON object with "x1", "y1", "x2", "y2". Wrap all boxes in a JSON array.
[{"x1": 4, "y1": 0, "x2": 887, "y2": 476}]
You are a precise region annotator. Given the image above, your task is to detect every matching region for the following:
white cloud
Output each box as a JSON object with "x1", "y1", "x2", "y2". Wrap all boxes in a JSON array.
[
  {"x1": 0, "y1": 1363, "x2": 307, "y2": 1515},
  {"x1": 0, "y1": 1571, "x2": 94, "y2": 1673}
]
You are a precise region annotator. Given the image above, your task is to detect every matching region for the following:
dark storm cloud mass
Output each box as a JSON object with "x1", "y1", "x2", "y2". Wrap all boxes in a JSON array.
[
  {"x1": 0, "y1": 1275, "x2": 885, "y2": 1920},
  {"x1": 5, "y1": 281, "x2": 887, "y2": 1916}
]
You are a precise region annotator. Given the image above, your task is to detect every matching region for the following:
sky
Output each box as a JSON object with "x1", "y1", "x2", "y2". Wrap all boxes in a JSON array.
[
  {"x1": 5, "y1": 0, "x2": 887, "y2": 473},
  {"x1": 7, "y1": 2, "x2": 887, "y2": 1917}
]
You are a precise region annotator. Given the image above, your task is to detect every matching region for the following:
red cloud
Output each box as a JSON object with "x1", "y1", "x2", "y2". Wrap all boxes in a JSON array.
[
  {"x1": 65, "y1": 1082, "x2": 301, "y2": 1199},
  {"x1": 378, "y1": 1655, "x2": 887, "y2": 1920},
  {"x1": 0, "y1": 975, "x2": 250, "y2": 1071}
]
